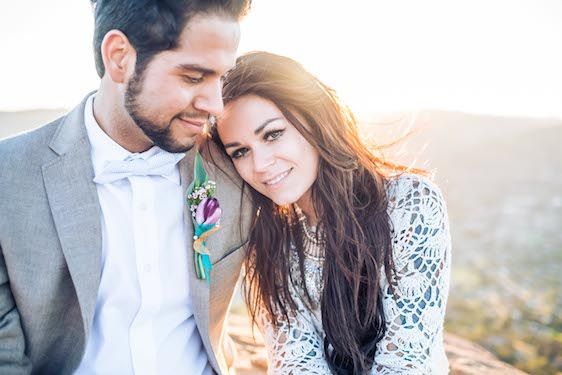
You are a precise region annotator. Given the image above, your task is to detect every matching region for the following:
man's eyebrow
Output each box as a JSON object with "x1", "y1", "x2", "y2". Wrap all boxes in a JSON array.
[
  {"x1": 223, "y1": 117, "x2": 284, "y2": 149},
  {"x1": 176, "y1": 63, "x2": 217, "y2": 75}
]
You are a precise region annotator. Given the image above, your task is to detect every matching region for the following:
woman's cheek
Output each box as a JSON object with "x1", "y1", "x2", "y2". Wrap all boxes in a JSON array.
[{"x1": 236, "y1": 162, "x2": 254, "y2": 188}]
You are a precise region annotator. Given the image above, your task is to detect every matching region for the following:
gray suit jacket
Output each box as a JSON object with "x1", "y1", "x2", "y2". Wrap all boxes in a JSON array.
[{"x1": 0, "y1": 95, "x2": 252, "y2": 374}]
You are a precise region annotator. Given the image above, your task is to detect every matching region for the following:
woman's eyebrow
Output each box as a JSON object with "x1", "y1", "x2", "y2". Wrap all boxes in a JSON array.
[
  {"x1": 223, "y1": 117, "x2": 283, "y2": 149},
  {"x1": 224, "y1": 141, "x2": 241, "y2": 149},
  {"x1": 254, "y1": 117, "x2": 283, "y2": 135}
]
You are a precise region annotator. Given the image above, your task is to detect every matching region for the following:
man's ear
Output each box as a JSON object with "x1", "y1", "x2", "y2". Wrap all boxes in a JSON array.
[{"x1": 100, "y1": 30, "x2": 136, "y2": 83}]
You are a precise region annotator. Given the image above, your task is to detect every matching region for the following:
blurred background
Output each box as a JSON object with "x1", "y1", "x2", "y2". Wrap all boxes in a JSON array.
[{"x1": 1, "y1": 1, "x2": 561, "y2": 373}]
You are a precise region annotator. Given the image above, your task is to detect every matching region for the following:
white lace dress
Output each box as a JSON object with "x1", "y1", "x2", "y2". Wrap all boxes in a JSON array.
[{"x1": 256, "y1": 174, "x2": 452, "y2": 374}]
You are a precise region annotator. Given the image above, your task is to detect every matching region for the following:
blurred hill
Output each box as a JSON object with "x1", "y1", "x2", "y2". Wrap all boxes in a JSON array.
[{"x1": 2, "y1": 109, "x2": 561, "y2": 373}]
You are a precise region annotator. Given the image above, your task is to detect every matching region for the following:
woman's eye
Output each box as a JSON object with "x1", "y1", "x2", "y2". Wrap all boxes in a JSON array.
[
  {"x1": 264, "y1": 129, "x2": 285, "y2": 142},
  {"x1": 230, "y1": 148, "x2": 248, "y2": 160}
]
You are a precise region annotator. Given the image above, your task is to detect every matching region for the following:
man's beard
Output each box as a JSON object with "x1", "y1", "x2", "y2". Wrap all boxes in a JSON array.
[{"x1": 124, "y1": 71, "x2": 198, "y2": 153}]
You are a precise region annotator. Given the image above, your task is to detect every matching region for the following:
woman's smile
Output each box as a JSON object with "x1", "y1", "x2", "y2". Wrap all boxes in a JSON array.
[{"x1": 262, "y1": 167, "x2": 293, "y2": 188}]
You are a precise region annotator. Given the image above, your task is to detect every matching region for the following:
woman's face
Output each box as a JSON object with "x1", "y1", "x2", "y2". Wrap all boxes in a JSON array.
[{"x1": 217, "y1": 94, "x2": 320, "y2": 208}]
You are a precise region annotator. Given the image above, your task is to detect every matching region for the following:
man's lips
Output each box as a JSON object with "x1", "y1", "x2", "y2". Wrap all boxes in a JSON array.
[
  {"x1": 177, "y1": 117, "x2": 207, "y2": 133},
  {"x1": 178, "y1": 117, "x2": 206, "y2": 128}
]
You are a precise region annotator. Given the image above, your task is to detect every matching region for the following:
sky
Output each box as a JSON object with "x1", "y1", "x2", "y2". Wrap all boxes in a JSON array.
[{"x1": 0, "y1": 0, "x2": 561, "y2": 118}]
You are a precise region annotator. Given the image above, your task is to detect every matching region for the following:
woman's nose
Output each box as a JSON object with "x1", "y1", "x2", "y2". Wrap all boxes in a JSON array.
[{"x1": 252, "y1": 147, "x2": 275, "y2": 173}]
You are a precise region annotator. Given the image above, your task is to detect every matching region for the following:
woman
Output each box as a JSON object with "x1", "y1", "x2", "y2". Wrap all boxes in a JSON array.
[{"x1": 213, "y1": 52, "x2": 451, "y2": 374}]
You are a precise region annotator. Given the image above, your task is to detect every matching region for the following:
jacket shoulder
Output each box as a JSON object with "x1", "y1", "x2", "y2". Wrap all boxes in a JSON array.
[{"x1": 0, "y1": 117, "x2": 63, "y2": 161}]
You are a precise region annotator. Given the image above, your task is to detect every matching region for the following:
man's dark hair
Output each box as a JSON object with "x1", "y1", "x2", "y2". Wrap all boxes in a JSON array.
[{"x1": 90, "y1": 0, "x2": 251, "y2": 78}]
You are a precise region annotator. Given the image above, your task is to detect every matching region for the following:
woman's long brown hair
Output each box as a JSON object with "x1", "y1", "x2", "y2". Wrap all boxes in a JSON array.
[{"x1": 214, "y1": 52, "x2": 402, "y2": 374}]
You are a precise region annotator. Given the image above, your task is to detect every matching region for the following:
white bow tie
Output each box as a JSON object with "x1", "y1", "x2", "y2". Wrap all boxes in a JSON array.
[{"x1": 94, "y1": 150, "x2": 185, "y2": 184}]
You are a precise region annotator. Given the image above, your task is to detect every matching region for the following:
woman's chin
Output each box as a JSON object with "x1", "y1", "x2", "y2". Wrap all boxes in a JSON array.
[
  {"x1": 271, "y1": 195, "x2": 302, "y2": 207},
  {"x1": 254, "y1": 185, "x2": 305, "y2": 207}
]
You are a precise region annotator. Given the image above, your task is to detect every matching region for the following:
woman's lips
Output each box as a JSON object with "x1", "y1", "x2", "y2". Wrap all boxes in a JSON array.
[{"x1": 263, "y1": 168, "x2": 293, "y2": 188}]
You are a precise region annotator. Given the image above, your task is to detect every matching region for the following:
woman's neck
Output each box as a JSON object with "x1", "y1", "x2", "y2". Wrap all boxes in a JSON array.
[{"x1": 295, "y1": 194, "x2": 318, "y2": 226}]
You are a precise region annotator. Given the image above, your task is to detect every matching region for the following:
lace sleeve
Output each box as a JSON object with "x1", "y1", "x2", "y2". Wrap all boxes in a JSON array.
[
  {"x1": 256, "y1": 282, "x2": 332, "y2": 374},
  {"x1": 374, "y1": 175, "x2": 452, "y2": 374}
]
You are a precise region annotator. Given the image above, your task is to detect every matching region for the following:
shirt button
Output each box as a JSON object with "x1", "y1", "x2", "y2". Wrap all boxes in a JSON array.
[
  {"x1": 144, "y1": 264, "x2": 151, "y2": 273},
  {"x1": 138, "y1": 202, "x2": 148, "y2": 211}
]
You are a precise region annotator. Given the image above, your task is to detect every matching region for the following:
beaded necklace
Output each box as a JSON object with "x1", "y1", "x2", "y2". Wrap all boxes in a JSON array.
[{"x1": 294, "y1": 205, "x2": 325, "y2": 260}]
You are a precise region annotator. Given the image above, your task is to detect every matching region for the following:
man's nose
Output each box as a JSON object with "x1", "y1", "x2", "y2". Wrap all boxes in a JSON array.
[{"x1": 193, "y1": 79, "x2": 224, "y2": 117}]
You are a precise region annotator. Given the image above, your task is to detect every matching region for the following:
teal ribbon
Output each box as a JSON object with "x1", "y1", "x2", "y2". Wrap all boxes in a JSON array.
[{"x1": 187, "y1": 152, "x2": 218, "y2": 283}]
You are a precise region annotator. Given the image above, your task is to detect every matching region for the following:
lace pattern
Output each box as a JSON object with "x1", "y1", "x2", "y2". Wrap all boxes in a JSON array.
[{"x1": 256, "y1": 174, "x2": 452, "y2": 374}]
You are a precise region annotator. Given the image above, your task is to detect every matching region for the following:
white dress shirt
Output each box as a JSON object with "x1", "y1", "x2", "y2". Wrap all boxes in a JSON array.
[{"x1": 75, "y1": 94, "x2": 212, "y2": 375}]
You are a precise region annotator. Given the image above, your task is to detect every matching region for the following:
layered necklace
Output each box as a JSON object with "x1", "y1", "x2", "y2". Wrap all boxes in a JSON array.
[{"x1": 293, "y1": 204, "x2": 325, "y2": 260}]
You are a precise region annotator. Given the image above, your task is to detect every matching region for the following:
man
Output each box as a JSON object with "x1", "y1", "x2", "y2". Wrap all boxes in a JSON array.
[{"x1": 0, "y1": 1, "x2": 252, "y2": 373}]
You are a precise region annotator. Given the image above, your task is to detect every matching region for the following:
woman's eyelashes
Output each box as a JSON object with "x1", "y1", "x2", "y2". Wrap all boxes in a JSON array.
[
  {"x1": 229, "y1": 128, "x2": 286, "y2": 160},
  {"x1": 264, "y1": 128, "x2": 285, "y2": 142},
  {"x1": 230, "y1": 147, "x2": 248, "y2": 160}
]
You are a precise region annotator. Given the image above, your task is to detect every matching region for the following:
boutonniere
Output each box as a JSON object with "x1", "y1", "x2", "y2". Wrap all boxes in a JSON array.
[{"x1": 187, "y1": 151, "x2": 221, "y2": 282}]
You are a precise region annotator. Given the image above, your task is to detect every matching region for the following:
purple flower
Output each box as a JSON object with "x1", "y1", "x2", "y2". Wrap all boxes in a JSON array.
[{"x1": 195, "y1": 197, "x2": 222, "y2": 226}]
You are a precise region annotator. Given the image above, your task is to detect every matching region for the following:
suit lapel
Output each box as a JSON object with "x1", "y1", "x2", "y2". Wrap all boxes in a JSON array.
[
  {"x1": 42, "y1": 97, "x2": 102, "y2": 339},
  {"x1": 184, "y1": 143, "x2": 253, "y2": 374},
  {"x1": 179, "y1": 152, "x2": 217, "y2": 368}
]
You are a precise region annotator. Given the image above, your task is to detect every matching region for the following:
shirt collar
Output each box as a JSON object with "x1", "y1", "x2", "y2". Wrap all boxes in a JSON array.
[{"x1": 83, "y1": 93, "x2": 185, "y2": 185}]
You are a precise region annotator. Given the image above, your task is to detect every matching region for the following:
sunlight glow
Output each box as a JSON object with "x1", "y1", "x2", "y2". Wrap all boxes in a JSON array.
[{"x1": 1, "y1": 0, "x2": 561, "y2": 118}]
